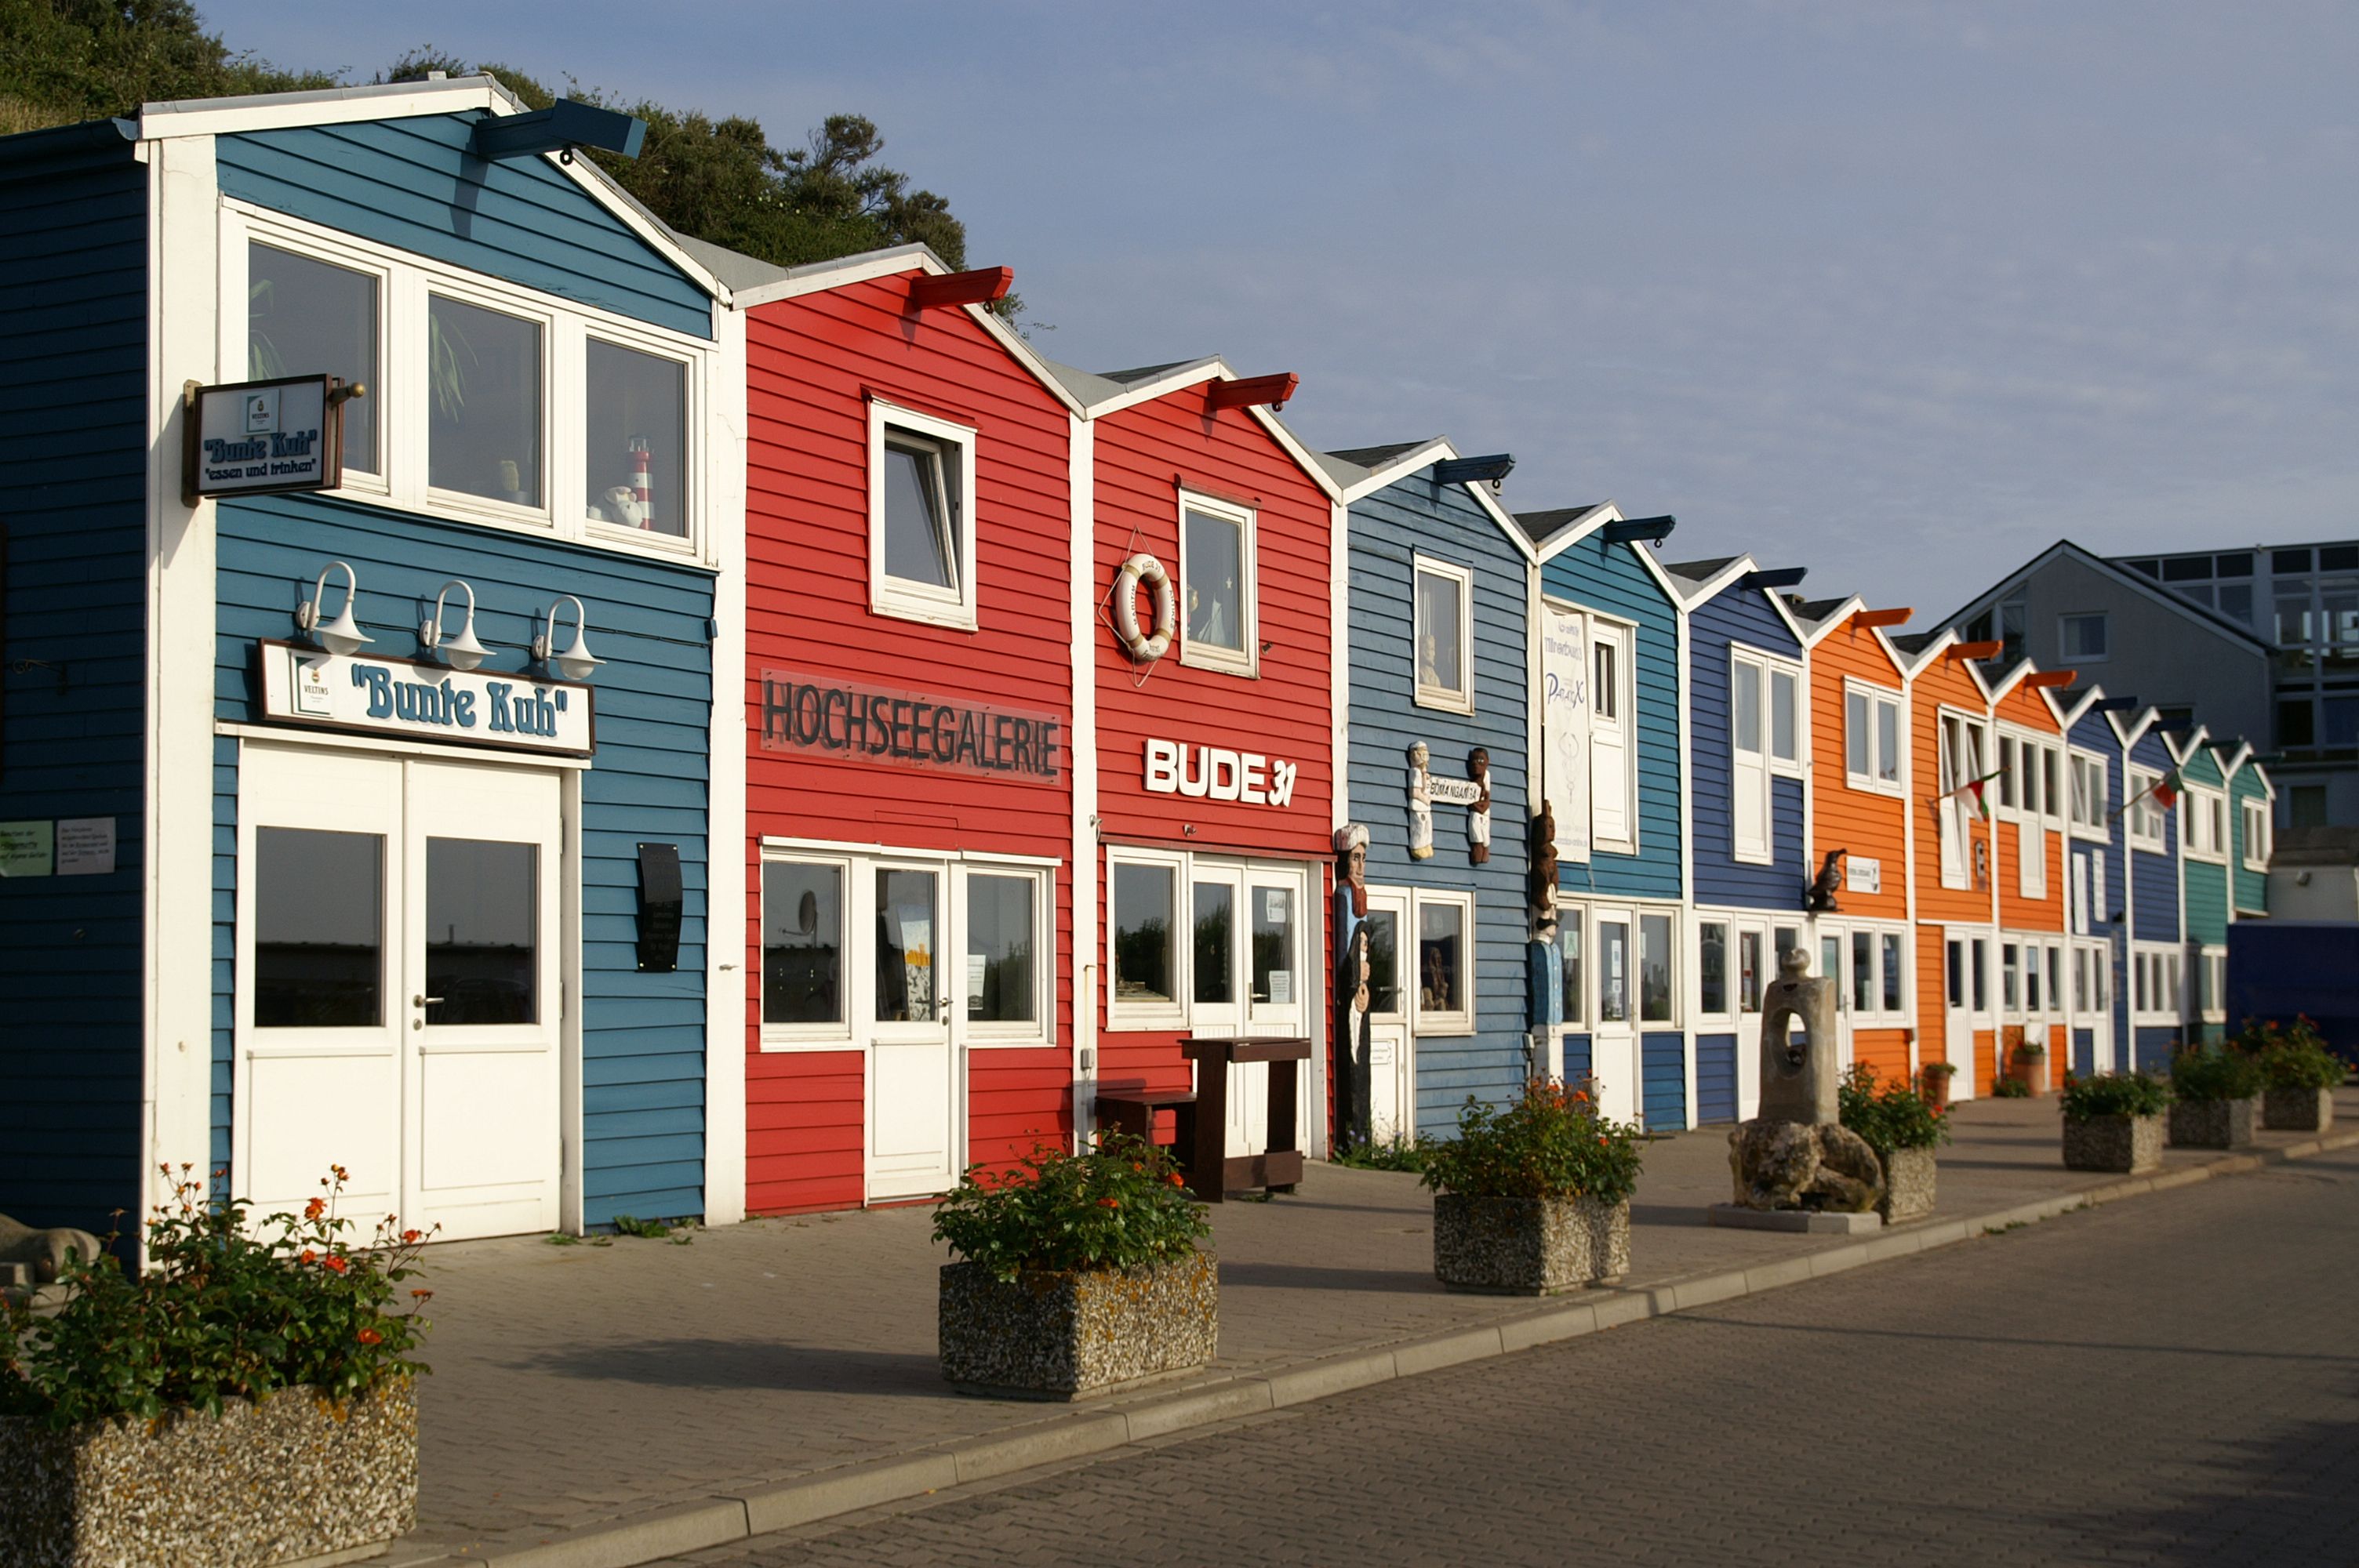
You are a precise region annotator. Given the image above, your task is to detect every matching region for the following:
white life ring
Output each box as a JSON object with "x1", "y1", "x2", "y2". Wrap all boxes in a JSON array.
[{"x1": 1114, "y1": 551, "x2": 1176, "y2": 662}]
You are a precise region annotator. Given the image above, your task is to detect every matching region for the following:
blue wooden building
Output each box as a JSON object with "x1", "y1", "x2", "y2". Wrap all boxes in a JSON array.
[
  {"x1": 0, "y1": 79, "x2": 746, "y2": 1240},
  {"x1": 2059, "y1": 688, "x2": 2132, "y2": 1076},
  {"x1": 1521, "y1": 506, "x2": 1689, "y2": 1131},
  {"x1": 2119, "y1": 707, "x2": 2186, "y2": 1070},
  {"x1": 1324, "y1": 441, "x2": 1535, "y2": 1141}
]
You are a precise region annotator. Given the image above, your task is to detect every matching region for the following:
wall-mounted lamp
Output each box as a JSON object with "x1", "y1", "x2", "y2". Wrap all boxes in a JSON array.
[
  {"x1": 531, "y1": 595, "x2": 603, "y2": 681},
  {"x1": 295, "y1": 561, "x2": 372, "y2": 656},
  {"x1": 419, "y1": 579, "x2": 493, "y2": 671}
]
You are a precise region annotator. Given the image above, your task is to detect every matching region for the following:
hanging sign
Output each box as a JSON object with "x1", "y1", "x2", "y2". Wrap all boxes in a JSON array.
[
  {"x1": 758, "y1": 668, "x2": 1062, "y2": 783},
  {"x1": 1541, "y1": 604, "x2": 1591, "y2": 862},
  {"x1": 1143, "y1": 739, "x2": 1299, "y2": 807},
  {"x1": 255, "y1": 641, "x2": 594, "y2": 757},
  {"x1": 184, "y1": 376, "x2": 344, "y2": 501}
]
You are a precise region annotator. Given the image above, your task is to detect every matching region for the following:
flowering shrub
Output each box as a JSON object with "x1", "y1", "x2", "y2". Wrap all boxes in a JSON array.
[
  {"x1": 931, "y1": 1133, "x2": 1211, "y2": 1282},
  {"x1": 2170, "y1": 1044, "x2": 2265, "y2": 1103},
  {"x1": 1990, "y1": 1076, "x2": 2033, "y2": 1099},
  {"x1": 2231, "y1": 1017, "x2": 2349, "y2": 1091},
  {"x1": 1837, "y1": 1064, "x2": 1951, "y2": 1158},
  {"x1": 1419, "y1": 1080, "x2": 1645, "y2": 1206},
  {"x1": 0, "y1": 1166, "x2": 434, "y2": 1428},
  {"x1": 2060, "y1": 1070, "x2": 2172, "y2": 1123}
]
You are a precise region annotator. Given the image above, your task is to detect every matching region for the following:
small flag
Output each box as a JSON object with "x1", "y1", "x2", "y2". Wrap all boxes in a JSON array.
[
  {"x1": 2150, "y1": 769, "x2": 2180, "y2": 810},
  {"x1": 1943, "y1": 767, "x2": 2003, "y2": 819}
]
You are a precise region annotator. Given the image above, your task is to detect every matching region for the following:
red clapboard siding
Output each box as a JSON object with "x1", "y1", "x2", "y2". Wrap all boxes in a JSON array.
[
  {"x1": 741, "y1": 269, "x2": 1076, "y2": 1213},
  {"x1": 1088, "y1": 383, "x2": 1336, "y2": 1128}
]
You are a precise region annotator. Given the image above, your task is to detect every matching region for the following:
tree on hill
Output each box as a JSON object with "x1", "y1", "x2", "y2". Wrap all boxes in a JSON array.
[{"x1": 0, "y1": 0, "x2": 334, "y2": 136}]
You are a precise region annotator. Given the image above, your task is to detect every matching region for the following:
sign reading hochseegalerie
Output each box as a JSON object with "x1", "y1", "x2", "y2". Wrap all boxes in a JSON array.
[
  {"x1": 256, "y1": 642, "x2": 595, "y2": 757},
  {"x1": 184, "y1": 375, "x2": 343, "y2": 501},
  {"x1": 758, "y1": 668, "x2": 1063, "y2": 783}
]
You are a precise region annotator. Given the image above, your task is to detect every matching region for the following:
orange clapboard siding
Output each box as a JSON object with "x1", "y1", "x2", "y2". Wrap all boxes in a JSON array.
[
  {"x1": 1809, "y1": 617, "x2": 1910, "y2": 922},
  {"x1": 1990, "y1": 677, "x2": 2070, "y2": 939},
  {"x1": 1909, "y1": 647, "x2": 1997, "y2": 927}
]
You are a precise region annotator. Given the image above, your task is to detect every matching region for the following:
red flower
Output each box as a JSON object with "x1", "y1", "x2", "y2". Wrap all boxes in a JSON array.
[
  {"x1": 355, "y1": 1327, "x2": 382, "y2": 1345},
  {"x1": 410, "y1": 1288, "x2": 434, "y2": 1301},
  {"x1": 299, "y1": 1249, "x2": 317, "y2": 1265},
  {"x1": 1167, "y1": 1172, "x2": 1185, "y2": 1188},
  {"x1": 304, "y1": 1197, "x2": 325, "y2": 1221},
  {"x1": 1098, "y1": 1197, "x2": 1121, "y2": 1209},
  {"x1": 322, "y1": 1254, "x2": 349, "y2": 1274},
  {"x1": 401, "y1": 1229, "x2": 421, "y2": 1244}
]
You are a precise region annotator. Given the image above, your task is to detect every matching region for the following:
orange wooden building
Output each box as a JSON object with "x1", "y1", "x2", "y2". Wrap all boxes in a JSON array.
[{"x1": 1983, "y1": 659, "x2": 2077, "y2": 1094}]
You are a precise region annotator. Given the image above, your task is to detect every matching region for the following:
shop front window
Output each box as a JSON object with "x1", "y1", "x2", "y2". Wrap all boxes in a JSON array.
[
  {"x1": 428, "y1": 294, "x2": 543, "y2": 508},
  {"x1": 1639, "y1": 913, "x2": 1674, "y2": 1024},
  {"x1": 761, "y1": 861, "x2": 844, "y2": 1025},
  {"x1": 1253, "y1": 884, "x2": 1296, "y2": 1008},
  {"x1": 1740, "y1": 929, "x2": 1764, "y2": 1014},
  {"x1": 1417, "y1": 898, "x2": 1465, "y2": 1021},
  {"x1": 255, "y1": 827, "x2": 382, "y2": 1028},
  {"x1": 1193, "y1": 880, "x2": 1234, "y2": 1004},
  {"x1": 249, "y1": 241, "x2": 378, "y2": 474},
  {"x1": 424, "y1": 838, "x2": 537, "y2": 1025},
  {"x1": 1366, "y1": 906, "x2": 1400, "y2": 1016},
  {"x1": 874, "y1": 869, "x2": 938, "y2": 1023},
  {"x1": 1697, "y1": 921, "x2": 1728, "y2": 1017},
  {"x1": 584, "y1": 339, "x2": 687, "y2": 537},
  {"x1": 965, "y1": 873, "x2": 1035, "y2": 1024},
  {"x1": 1598, "y1": 920, "x2": 1629, "y2": 1024},
  {"x1": 1113, "y1": 862, "x2": 1176, "y2": 1008},
  {"x1": 1560, "y1": 919, "x2": 1584, "y2": 1026}
]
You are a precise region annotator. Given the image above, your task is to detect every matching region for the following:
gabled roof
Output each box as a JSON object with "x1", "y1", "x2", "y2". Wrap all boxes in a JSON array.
[
  {"x1": 1940, "y1": 539, "x2": 2272, "y2": 654},
  {"x1": 1327, "y1": 441, "x2": 1435, "y2": 469},
  {"x1": 1043, "y1": 354, "x2": 1343, "y2": 503},
  {"x1": 1650, "y1": 553, "x2": 1754, "y2": 611},
  {"x1": 1783, "y1": 594, "x2": 1874, "y2": 653},
  {"x1": 1660, "y1": 556, "x2": 1741, "y2": 583},
  {"x1": 1515, "y1": 504, "x2": 1616, "y2": 558},
  {"x1": 1327, "y1": 438, "x2": 1535, "y2": 563}
]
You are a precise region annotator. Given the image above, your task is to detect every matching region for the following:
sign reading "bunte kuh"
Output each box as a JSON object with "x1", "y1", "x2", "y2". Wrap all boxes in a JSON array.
[{"x1": 256, "y1": 642, "x2": 594, "y2": 757}]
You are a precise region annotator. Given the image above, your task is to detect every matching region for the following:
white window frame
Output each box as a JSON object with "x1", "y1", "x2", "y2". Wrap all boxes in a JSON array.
[
  {"x1": 1107, "y1": 844, "x2": 1189, "y2": 1032},
  {"x1": 1588, "y1": 617, "x2": 1638, "y2": 855},
  {"x1": 2241, "y1": 797, "x2": 2272, "y2": 871},
  {"x1": 1836, "y1": 920, "x2": 1910, "y2": 1025},
  {"x1": 867, "y1": 398, "x2": 980, "y2": 630},
  {"x1": 1843, "y1": 679, "x2": 1904, "y2": 798},
  {"x1": 2183, "y1": 787, "x2": 2229, "y2": 864},
  {"x1": 2059, "y1": 612, "x2": 2110, "y2": 662},
  {"x1": 221, "y1": 201, "x2": 711, "y2": 564},
  {"x1": 1768, "y1": 663, "x2": 1805, "y2": 775},
  {"x1": 1410, "y1": 888, "x2": 1478, "y2": 1036},
  {"x1": 1411, "y1": 554, "x2": 1475, "y2": 713},
  {"x1": 1695, "y1": 917, "x2": 1733, "y2": 1024},
  {"x1": 956, "y1": 860, "x2": 1058, "y2": 1049},
  {"x1": 1176, "y1": 489, "x2": 1259, "y2": 677},
  {"x1": 1636, "y1": 906, "x2": 1679, "y2": 1028},
  {"x1": 2067, "y1": 749, "x2": 2110, "y2": 840},
  {"x1": 1938, "y1": 709, "x2": 1990, "y2": 891},
  {"x1": 2127, "y1": 767, "x2": 2167, "y2": 850},
  {"x1": 757, "y1": 848, "x2": 858, "y2": 1047},
  {"x1": 2198, "y1": 946, "x2": 2227, "y2": 1023},
  {"x1": 1729, "y1": 652, "x2": 1779, "y2": 865}
]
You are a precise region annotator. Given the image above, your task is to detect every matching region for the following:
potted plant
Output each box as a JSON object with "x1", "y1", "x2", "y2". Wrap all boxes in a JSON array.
[
  {"x1": 2060, "y1": 1071, "x2": 2172, "y2": 1174},
  {"x1": 0, "y1": 1166, "x2": 432, "y2": 1568},
  {"x1": 1420, "y1": 1080, "x2": 1643, "y2": 1294},
  {"x1": 2237, "y1": 1017, "x2": 2346, "y2": 1133},
  {"x1": 2168, "y1": 1045, "x2": 2265, "y2": 1149},
  {"x1": 932, "y1": 1133, "x2": 1214, "y2": 1400},
  {"x1": 1918, "y1": 1061, "x2": 1957, "y2": 1113},
  {"x1": 1839, "y1": 1065, "x2": 1951, "y2": 1224},
  {"x1": 2012, "y1": 1036, "x2": 2051, "y2": 1096}
]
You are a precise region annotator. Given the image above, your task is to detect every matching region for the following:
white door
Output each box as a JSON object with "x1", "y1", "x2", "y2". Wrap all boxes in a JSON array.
[
  {"x1": 1590, "y1": 906, "x2": 1640, "y2": 1125},
  {"x1": 1943, "y1": 933, "x2": 1993, "y2": 1101},
  {"x1": 1732, "y1": 920, "x2": 1771, "y2": 1117},
  {"x1": 1363, "y1": 890, "x2": 1412, "y2": 1142},
  {"x1": 1819, "y1": 927, "x2": 1854, "y2": 1071},
  {"x1": 236, "y1": 743, "x2": 562, "y2": 1243},
  {"x1": 869, "y1": 862, "x2": 957, "y2": 1200}
]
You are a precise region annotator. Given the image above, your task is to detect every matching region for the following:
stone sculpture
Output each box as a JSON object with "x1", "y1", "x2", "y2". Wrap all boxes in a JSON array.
[
  {"x1": 1405, "y1": 742, "x2": 1434, "y2": 860},
  {"x1": 1726, "y1": 949, "x2": 1884, "y2": 1214},
  {"x1": 1467, "y1": 748, "x2": 1492, "y2": 864},
  {"x1": 0, "y1": 1212, "x2": 107, "y2": 1311}
]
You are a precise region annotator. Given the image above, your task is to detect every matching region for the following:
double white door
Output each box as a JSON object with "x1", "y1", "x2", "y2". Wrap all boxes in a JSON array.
[
  {"x1": 235, "y1": 743, "x2": 563, "y2": 1242},
  {"x1": 1943, "y1": 932, "x2": 1994, "y2": 1101},
  {"x1": 1187, "y1": 861, "x2": 1310, "y2": 1159}
]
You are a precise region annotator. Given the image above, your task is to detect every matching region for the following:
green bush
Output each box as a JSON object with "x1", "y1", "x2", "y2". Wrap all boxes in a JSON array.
[
  {"x1": 1332, "y1": 1135, "x2": 1431, "y2": 1173},
  {"x1": 2230, "y1": 1017, "x2": 2350, "y2": 1091},
  {"x1": 1419, "y1": 1080, "x2": 1645, "y2": 1206},
  {"x1": 1837, "y1": 1065, "x2": 1952, "y2": 1157},
  {"x1": 1991, "y1": 1076, "x2": 2033, "y2": 1098},
  {"x1": 931, "y1": 1133, "x2": 1210, "y2": 1282},
  {"x1": 0, "y1": 1166, "x2": 434, "y2": 1429},
  {"x1": 2171, "y1": 1045, "x2": 2264, "y2": 1103},
  {"x1": 2060, "y1": 1070, "x2": 2172, "y2": 1122}
]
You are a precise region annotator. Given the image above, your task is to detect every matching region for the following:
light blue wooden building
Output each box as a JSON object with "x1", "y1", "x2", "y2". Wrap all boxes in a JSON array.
[
  {"x1": 0, "y1": 79, "x2": 746, "y2": 1240},
  {"x1": 1324, "y1": 441, "x2": 1535, "y2": 1142}
]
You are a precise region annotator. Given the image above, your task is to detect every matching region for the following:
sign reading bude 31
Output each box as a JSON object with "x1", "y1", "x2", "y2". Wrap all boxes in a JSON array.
[{"x1": 183, "y1": 375, "x2": 349, "y2": 502}]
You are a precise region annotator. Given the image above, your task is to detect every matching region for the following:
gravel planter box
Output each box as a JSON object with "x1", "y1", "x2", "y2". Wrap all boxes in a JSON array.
[
  {"x1": 0, "y1": 1377, "x2": 416, "y2": 1568},
  {"x1": 1877, "y1": 1147, "x2": 1939, "y2": 1224},
  {"x1": 2263, "y1": 1087, "x2": 2336, "y2": 1134},
  {"x1": 2169, "y1": 1096, "x2": 2260, "y2": 1150},
  {"x1": 2063, "y1": 1113, "x2": 2165, "y2": 1174},
  {"x1": 1432, "y1": 1194, "x2": 1630, "y2": 1295},
  {"x1": 939, "y1": 1251, "x2": 1217, "y2": 1401}
]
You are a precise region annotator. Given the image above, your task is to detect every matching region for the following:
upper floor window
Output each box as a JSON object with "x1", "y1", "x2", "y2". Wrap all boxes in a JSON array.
[
  {"x1": 586, "y1": 339, "x2": 687, "y2": 539},
  {"x1": 2185, "y1": 788, "x2": 2228, "y2": 861},
  {"x1": 249, "y1": 241, "x2": 379, "y2": 474},
  {"x1": 2059, "y1": 612, "x2": 2108, "y2": 661},
  {"x1": 869, "y1": 400, "x2": 978, "y2": 629},
  {"x1": 2126, "y1": 768, "x2": 2167, "y2": 849},
  {"x1": 2068, "y1": 751, "x2": 2107, "y2": 835},
  {"x1": 1413, "y1": 557, "x2": 1474, "y2": 711},
  {"x1": 1845, "y1": 682, "x2": 1903, "y2": 796},
  {"x1": 428, "y1": 292, "x2": 544, "y2": 511},
  {"x1": 1180, "y1": 492, "x2": 1256, "y2": 676},
  {"x1": 2241, "y1": 797, "x2": 2272, "y2": 869}
]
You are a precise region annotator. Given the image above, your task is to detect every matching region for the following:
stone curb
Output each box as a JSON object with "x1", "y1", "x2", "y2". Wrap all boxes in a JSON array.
[{"x1": 415, "y1": 1125, "x2": 2359, "y2": 1568}]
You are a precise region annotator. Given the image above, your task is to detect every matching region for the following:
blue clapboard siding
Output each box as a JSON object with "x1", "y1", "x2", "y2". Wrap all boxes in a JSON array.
[
  {"x1": 0, "y1": 122, "x2": 149, "y2": 1233},
  {"x1": 1695, "y1": 1033, "x2": 1739, "y2": 1123},
  {"x1": 2073, "y1": 1029, "x2": 2095, "y2": 1077},
  {"x1": 2070, "y1": 710, "x2": 2135, "y2": 1063},
  {"x1": 1345, "y1": 471, "x2": 1532, "y2": 1134},
  {"x1": 2129, "y1": 728, "x2": 2180, "y2": 945},
  {"x1": 213, "y1": 495, "x2": 713, "y2": 1225},
  {"x1": 1539, "y1": 533, "x2": 1681, "y2": 902},
  {"x1": 1564, "y1": 1033, "x2": 1594, "y2": 1083},
  {"x1": 1688, "y1": 586, "x2": 1805, "y2": 909},
  {"x1": 1641, "y1": 1031, "x2": 1688, "y2": 1131},
  {"x1": 218, "y1": 114, "x2": 711, "y2": 339},
  {"x1": 2132, "y1": 1026, "x2": 2176, "y2": 1073}
]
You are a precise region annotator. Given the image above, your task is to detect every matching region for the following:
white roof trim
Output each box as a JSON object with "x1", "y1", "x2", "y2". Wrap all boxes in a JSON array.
[
  {"x1": 1334, "y1": 437, "x2": 1539, "y2": 564},
  {"x1": 1530, "y1": 502, "x2": 1623, "y2": 564},
  {"x1": 1244, "y1": 399, "x2": 1347, "y2": 504},
  {"x1": 1077, "y1": 359, "x2": 1228, "y2": 419},
  {"x1": 1649, "y1": 550, "x2": 1755, "y2": 613},
  {"x1": 2213, "y1": 740, "x2": 2255, "y2": 781}
]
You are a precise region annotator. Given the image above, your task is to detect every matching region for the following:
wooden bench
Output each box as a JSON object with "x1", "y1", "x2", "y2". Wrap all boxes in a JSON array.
[{"x1": 1093, "y1": 1085, "x2": 1200, "y2": 1155}]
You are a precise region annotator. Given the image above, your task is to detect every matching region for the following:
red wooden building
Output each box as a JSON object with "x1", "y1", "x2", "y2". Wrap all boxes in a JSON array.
[
  {"x1": 734, "y1": 249, "x2": 1087, "y2": 1212},
  {"x1": 1063, "y1": 359, "x2": 1344, "y2": 1165}
]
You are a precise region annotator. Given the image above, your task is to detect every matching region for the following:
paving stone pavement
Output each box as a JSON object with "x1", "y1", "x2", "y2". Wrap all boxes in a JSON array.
[
  {"x1": 387, "y1": 1090, "x2": 2359, "y2": 1563},
  {"x1": 667, "y1": 1145, "x2": 2359, "y2": 1568}
]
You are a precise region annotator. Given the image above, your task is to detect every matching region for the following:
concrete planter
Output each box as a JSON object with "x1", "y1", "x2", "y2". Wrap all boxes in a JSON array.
[
  {"x1": 1432, "y1": 1193, "x2": 1630, "y2": 1295},
  {"x1": 938, "y1": 1251, "x2": 1217, "y2": 1400},
  {"x1": 2168, "y1": 1095, "x2": 2260, "y2": 1150},
  {"x1": 0, "y1": 1377, "x2": 416, "y2": 1568},
  {"x1": 1877, "y1": 1146, "x2": 1939, "y2": 1224},
  {"x1": 2063, "y1": 1112, "x2": 2165, "y2": 1174},
  {"x1": 2263, "y1": 1086, "x2": 2336, "y2": 1134},
  {"x1": 2012, "y1": 1054, "x2": 2050, "y2": 1097}
]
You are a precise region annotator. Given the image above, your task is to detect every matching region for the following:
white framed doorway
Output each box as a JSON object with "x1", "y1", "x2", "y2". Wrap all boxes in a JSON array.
[
  {"x1": 1943, "y1": 930, "x2": 1994, "y2": 1101},
  {"x1": 1362, "y1": 889, "x2": 1412, "y2": 1142},
  {"x1": 234, "y1": 741, "x2": 565, "y2": 1242},
  {"x1": 1188, "y1": 859, "x2": 1312, "y2": 1160},
  {"x1": 1587, "y1": 904, "x2": 1641, "y2": 1126}
]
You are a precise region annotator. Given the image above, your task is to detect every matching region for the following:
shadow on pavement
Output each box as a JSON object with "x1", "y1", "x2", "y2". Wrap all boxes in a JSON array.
[
  {"x1": 1218, "y1": 1261, "x2": 1438, "y2": 1294},
  {"x1": 504, "y1": 1338, "x2": 943, "y2": 1393}
]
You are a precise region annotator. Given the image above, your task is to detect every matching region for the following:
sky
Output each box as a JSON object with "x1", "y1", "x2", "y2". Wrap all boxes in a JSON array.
[{"x1": 202, "y1": 1, "x2": 2359, "y2": 620}]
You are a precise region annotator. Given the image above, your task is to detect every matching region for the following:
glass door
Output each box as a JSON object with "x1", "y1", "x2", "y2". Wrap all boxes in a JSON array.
[
  {"x1": 1363, "y1": 889, "x2": 1411, "y2": 1143},
  {"x1": 1590, "y1": 906, "x2": 1638, "y2": 1124},
  {"x1": 868, "y1": 862, "x2": 955, "y2": 1200}
]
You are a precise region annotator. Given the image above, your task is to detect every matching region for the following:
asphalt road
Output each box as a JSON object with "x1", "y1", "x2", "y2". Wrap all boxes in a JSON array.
[{"x1": 671, "y1": 1149, "x2": 2359, "y2": 1567}]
